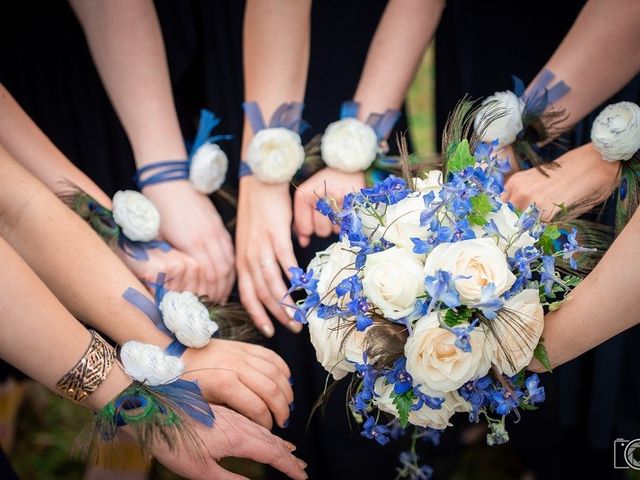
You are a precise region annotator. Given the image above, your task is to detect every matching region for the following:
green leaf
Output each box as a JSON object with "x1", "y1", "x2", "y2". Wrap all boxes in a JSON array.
[
  {"x1": 519, "y1": 402, "x2": 539, "y2": 411},
  {"x1": 447, "y1": 139, "x2": 475, "y2": 173},
  {"x1": 443, "y1": 308, "x2": 473, "y2": 327},
  {"x1": 391, "y1": 391, "x2": 414, "y2": 428},
  {"x1": 539, "y1": 225, "x2": 561, "y2": 254},
  {"x1": 533, "y1": 340, "x2": 552, "y2": 372},
  {"x1": 468, "y1": 193, "x2": 493, "y2": 226}
]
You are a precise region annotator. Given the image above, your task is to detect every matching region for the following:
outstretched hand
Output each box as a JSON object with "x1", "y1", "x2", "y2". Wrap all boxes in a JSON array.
[
  {"x1": 152, "y1": 404, "x2": 307, "y2": 480},
  {"x1": 293, "y1": 167, "x2": 365, "y2": 247},
  {"x1": 142, "y1": 181, "x2": 235, "y2": 302}
]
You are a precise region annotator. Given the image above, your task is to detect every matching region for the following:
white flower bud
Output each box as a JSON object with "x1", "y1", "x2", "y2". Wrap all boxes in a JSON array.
[
  {"x1": 120, "y1": 341, "x2": 184, "y2": 386},
  {"x1": 189, "y1": 143, "x2": 228, "y2": 194},
  {"x1": 591, "y1": 101, "x2": 640, "y2": 162},
  {"x1": 321, "y1": 118, "x2": 378, "y2": 172},
  {"x1": 246, "y1": 128, "x2": 305, "y2": 184},
  {"x1": 112, "y1": 190, "x2": 161, "y2": 242},
  {"x1": 159, "y1": 291, "x2": 218, "y2": 348},
  {"x1": 474, "y1": 91, "x2": 525, "y2": 147}
]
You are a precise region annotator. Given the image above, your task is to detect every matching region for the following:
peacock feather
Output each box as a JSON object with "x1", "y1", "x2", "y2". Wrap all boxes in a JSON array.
[{"x1": 615, "y1": 158, "x2": 640, "y2": 236}]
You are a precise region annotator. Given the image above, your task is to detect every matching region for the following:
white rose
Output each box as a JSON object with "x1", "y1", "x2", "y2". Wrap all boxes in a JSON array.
[
  {"x1": 112, "y1": 190, "x2": 161, "y2": 242},
  {"x1": 490, "y1": 289, "x2": 544, "y2": 376},
  {"x1": 373, "y1": 377, "x2": 466, "y2": 429},
  {"x1": 246, "y1": 127, "x2": 305, "y2": 184},
  {"x1": 120, "y1": 341, "x2": 184, "y2": 386},
  {"x1": 474, "y1": 91, "x2": 525, "y2": 147},
  {"x1": 412, "y1": 170, "x2": 443, "y2": 195},
  {"x1": 159, "y1": 291, "x2": 218, "y2": 348},
  {"x1": 362, "y1": 247, "x2": 425, "y2": 320},
  {"x1": 189, "y1": 143, "x2": 228, "y2": 194},
  {"x1": 382, "y1": 194, "x2": 430, "y2": 250},
  {"x1": 473, "y1": 203, "x2": 535, "y2": 257},
  {"x1": 405, "y1": 312, "x2": 493, "y2": 396},
  {"x1": 321, "y1": 118, "x2": 378, "y2": 172},
  {"x1": 424, "y1": 238, "x2": 516, "y2": 305},
  {"x1": 308, "y1": 240, "x2": 358, "y2": 306},
  {"x1": 591, "y1": 101, "x2": 640, "y2": 162},
  {"x1": 357, "y1": 203, "x2": 386, "y2": 242},
  {"x1": 308, "y1": 312, "x2": 365, "y2": 380}
]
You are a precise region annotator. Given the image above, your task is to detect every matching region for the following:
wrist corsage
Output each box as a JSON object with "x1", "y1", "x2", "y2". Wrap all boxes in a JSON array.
[
  {"x1": 122, "y1": 273, "x2": 257, "y2": 357},
  {"x1": 134, "y1": 109, "x2": 232, "y2": 195},
  {"x1": 74, "y1": 340, "x2": 214, "y2": 463},
  {"x1": 321, "y1": 101, "x2": 401, "y2": 173},
  {"x1": 241, "y1": 101, "x2": 308, "y2": 184},
  {"x1": 474, "y1": 69, "x2": 570, "y2": 167},
  {"x1": 590, "y1": 101, "x2": 640, "y2": 234},
  {"x1": 61, "y1": 187, "x2": 170, "y2": 261}
]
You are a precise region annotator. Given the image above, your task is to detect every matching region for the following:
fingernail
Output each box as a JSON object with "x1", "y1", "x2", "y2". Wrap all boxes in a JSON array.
[
  {"x1": 289, "y1": 402, "x2": 295, "y2": 412},
  {"x1": 261, "y1": 323, "x2": 275, "y2": 337},
  {"x1": 283, "y1": 418, "x2": 290, "y2": 428},
  {"x1": 288, "y1": 321, "x2": 303, "y2": 333},
  {"x1": 296, "y1": 458, "x2": 307, "y2": 470},
  {"x1": 284, "y1": 441, "x2": 296, "y2": 452}
]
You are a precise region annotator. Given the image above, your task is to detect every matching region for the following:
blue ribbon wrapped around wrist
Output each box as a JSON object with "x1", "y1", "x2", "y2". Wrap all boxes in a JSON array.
[
  {"x1": 134, "y1": 109, "x2": 232, "y2": 190},
  {"x1": 339, "y1": 100, "x2": 401, "y2": 141},
  {"x1": 239, "y1": 101, "x2": 309, "y2": 178},
  {"x1": 513, "y1": 68, "x2": 570, "y2": 119}
]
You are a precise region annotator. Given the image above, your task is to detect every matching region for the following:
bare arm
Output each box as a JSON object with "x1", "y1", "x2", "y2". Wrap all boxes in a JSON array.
[
  {"x1": 353, "y1": 0, "x2": 444, "y2": 119},
  {"x1": 529, "y1": 207, "x2": 640, "y2": 371}
]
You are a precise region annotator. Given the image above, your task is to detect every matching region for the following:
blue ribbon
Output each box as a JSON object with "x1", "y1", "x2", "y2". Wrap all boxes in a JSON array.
[
  {"x1": 133, "y1": 160, "x2": 190, "y2": 190},
  {"x1": 338, "y1": 101, "x2": 401, "y2": 140},
  {"x1": 165, "y1": 340, "x2": 188, "y2": 357},
  {"x1": 188, "y1": 109, "x2": 233, "y2": 159},
  {"x1": 242, "y1": 101, "x2": 309, "y2": 134},
  {"x1": 514, "y1": 69, "x2": 570, "y2": 118},
  {"x1": 154, "y1": 379, "x2": 215, "y2": 427},
  {"x1": 122, "y1": 287, "x2": 173, "y2": 338},
  {"x1": 118, "y1": 236, "x2": 171, "y2": 262}
]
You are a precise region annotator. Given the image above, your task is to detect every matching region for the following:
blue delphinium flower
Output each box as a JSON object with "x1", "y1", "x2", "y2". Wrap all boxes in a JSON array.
[
  {"x1": 473, "y1": 283, "x2": 504, "y2": 320},
  {"x1": 361, "y1": 176, "x2": 410, "y2": 205},
  {"x1": 293, "y1": 291, "x2": 320, "y2": 324},
  {"x1": 561, "y1": 227, "x2": 594, "y2": 269},
  {"x1": 483, "y1": 219, "x2": 507, "y2": 242},
  {"x1": 451, "y1": 219, "x2": 476, "y2": 242},
  {"x1": 413, "y1": 387, "x2": 445, "y2": 410},
  {"x1": 361, "y1": 416, "x2": 391, "y2": 445},
  {"x1": 316, "y1": 197, "x2": 338, "y2": 223},
  {"x1": 540, "y1": 255, "x2": 560, "y2": 295},
  {"x1": 449, "y1": 319, "x2": 479, "y2": 353},
  {"x1": 384, "y1": 358, "x2": 413, "y2": 395},
  {"x1": 287, "y1": 267, "x2": 319, "y2": 294},
  {"x1": 424, "y1": 270, "x2": 461, "y2": 313},
  {"x1": 398, "y1": 451, "x2": 434, "y2": 480},
  {"x1": 525, "y1": 374, "x2": 546, "y2": 405},
  {"x1": 419, "y1": 427, "x2": 442, "y2": 446},
  {"x1": 459, "y1": 376, "x2": 492, "y2": 422},
  {"x1": 490, "y1": 387, "x2": 523, "y2": 416}
]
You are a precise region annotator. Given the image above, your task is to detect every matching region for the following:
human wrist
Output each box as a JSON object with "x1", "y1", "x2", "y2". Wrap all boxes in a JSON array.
[{"x1": 85, "y1": 364, "x2": 133, "y2": 411}]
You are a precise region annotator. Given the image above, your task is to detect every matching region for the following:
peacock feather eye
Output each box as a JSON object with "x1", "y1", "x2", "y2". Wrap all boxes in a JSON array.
[{"x1": 619, "y1": 177, "x2": 628, "y2": 201}]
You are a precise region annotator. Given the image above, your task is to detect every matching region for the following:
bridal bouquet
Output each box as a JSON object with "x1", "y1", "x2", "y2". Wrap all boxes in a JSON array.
[{"x1": 286, "y1": 106, "x2": 594, "y2": 478}]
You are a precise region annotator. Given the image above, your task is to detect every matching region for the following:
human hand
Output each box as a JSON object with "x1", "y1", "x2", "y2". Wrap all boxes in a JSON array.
[
  {"x1": 152, "y1": 405, "x2": 307, "y2": 480},
  {"x1": 182, "y1": 339, "x2": 293, "y2": 429},
  {"x1": 235, "y1": 176, "x2": 301, "y2": 337},
  {"x1": 142, "y1": 181, "x2": 235, "y2": 303},
  {"x1": 293, "y1": 167, "x2": 365, "y2": 247},
  {"x1": 116, "y1": 245, "x2": 204, "y2": 294},
  {"x1": 502, "y1": 143, "x2": 620, "y2": 221}
]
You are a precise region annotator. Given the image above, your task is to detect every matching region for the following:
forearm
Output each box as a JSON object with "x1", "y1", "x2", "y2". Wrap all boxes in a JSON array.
[
  {"x1": 531, "y1": 207, "x2": 640, "y2": 370},
  {"x1": 0, "y1": 84, "x2": 111, "y2": 206},
  {"x1": 0, "y1": 234, "x2": 131, "y2": 411},
  {"x1": 69, "y1": 0, "x2": 187, "y2": 166},
  {"x1": 0, "y1": 149, "x2": 170, "y2": 348},
  {"x1": 534, "y1": 0, "x2": 640, "y2": 128},
  {"x1": 241, "y1": 0, "x2": 311, "y2": 159},
  {"x1": 353, "y1": 0, "x2": 444, "y2": 119}
]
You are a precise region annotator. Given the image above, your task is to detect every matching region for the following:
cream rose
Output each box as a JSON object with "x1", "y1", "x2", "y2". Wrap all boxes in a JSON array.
[
  {"x1": 362, "y1": 247, "x2": 425, "y2": 319},
  {"x1": 308, "y1": 312, "x2": 365, "y2": 380},
  {"x1": 490, "y1": 289, "x2": 544, "y2": 376},
  {"x1": 246, "y1": 127, "x2": 305, "y2": 184},
  {"x1": 424, "y1": 238, "x2": 516, "y2": 305},
  {"x1": 474, "y1": 91, "x2": 525, "y2": 147},
  {"x1": 321, "y1": 118, "x2": 378, "y2": 172},
  {"x1": 591, "y1": 101, "x2": 640, "y2": 162},
  {"x1": 412, "y1": 170, "x2": 443, "y2": 196},
  {"x1": 111, "y1": 190, "x2": 161, "y2": 242},
  {"x1": 308, "y1": 240, "x2": 357, "y2": 306},
  {"x1": 189, "y1": 143, "x2": 228, "y2": 194},
  {"x1": 382, "y1": 194, "x2": 430, "y2": 250},
  {"x1": 474, "y1": 203, "x2": 535, "y2": 257},
  {"x1": 159, "y1": 291, "x2": 218, "y2": 348},
  {"x1": 120, "y1": 341, "x2": 184, "y2": 386},
  {"x1": 404, "y1": 312, "x2": 493, "y2": 396}
]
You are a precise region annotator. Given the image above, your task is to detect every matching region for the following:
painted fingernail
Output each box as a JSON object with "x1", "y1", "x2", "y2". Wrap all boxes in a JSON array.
[
  {"x1": 288, "y1": 321, "x2": 303, "y2": 333},
  {"x1": 289, "y1": 402, "x2": 295, "y2": 412},
  {"x1": 284, "y1": 441, "x2": 296, "y2": 452},
  {"x1": 261, "y1": 323, "x2": 275, "y2": 337}
]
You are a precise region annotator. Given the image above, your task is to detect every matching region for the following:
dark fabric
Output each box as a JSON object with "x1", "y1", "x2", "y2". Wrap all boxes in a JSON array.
[{"x1": 0, "y1": 448, "x2": 18, "y2": 480}]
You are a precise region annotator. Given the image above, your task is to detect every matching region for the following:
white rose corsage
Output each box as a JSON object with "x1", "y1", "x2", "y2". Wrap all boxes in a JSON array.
[
  {"x1": 474, "y1": 69, "x2": 570, "y2": 167},
  {"x1": 133, "y1": 109, "x2": 231, "y2": 195},
  {"x1": 112, "y1": 190, "x2": 161, "y2": 242},
  {"x1": 241, "y1": 101, "x2": 308, "y2": 184},
  {"x1": 590, "y1": 101, "x2": 640, "y2": 162},
  {"x1": 321, "y1": 101, "x2": 400, "y2": 173}
]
